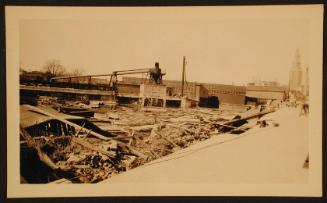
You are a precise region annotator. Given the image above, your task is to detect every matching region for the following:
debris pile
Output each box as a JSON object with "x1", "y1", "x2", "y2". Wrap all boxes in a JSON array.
[
  {"x1": 20, "y1": 103, "x2": 276, "y2": 183},
  {"x1": 98, "y1": 107, "x2": 250, "y2": 163},
  {"x1": 21, "y1": 126, "x2": 143, "y2": 183}
]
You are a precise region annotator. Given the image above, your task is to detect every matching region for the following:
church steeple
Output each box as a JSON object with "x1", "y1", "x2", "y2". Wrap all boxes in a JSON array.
[
  {"x1": 292, "y1": 48, "x2": 302, "y2": 70},
  {"x1": 289, "y1": 49, "x2": 303, "y2": 92}
]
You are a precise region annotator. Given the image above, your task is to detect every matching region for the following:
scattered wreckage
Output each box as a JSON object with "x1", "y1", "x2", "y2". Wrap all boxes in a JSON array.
[{"x1": 20, "y1": 102, "x2": 277, "y2": 184}]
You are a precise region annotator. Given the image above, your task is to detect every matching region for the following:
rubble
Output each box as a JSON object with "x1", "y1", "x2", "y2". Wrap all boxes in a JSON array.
[{"x1": 20, "y1": 102, "x2": 277, "y2": 184}]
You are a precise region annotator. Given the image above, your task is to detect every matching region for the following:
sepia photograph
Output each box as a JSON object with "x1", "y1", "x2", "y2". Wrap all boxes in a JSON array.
[{"x1": 5, "y1": 4, "x2": 323, "y2": 197}]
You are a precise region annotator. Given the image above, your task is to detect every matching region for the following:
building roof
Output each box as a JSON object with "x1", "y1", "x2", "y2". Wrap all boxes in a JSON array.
[
  {"x1": 117, "y1": 82, "x2": 144, "y2": 86},
  {"x1": 246, "y1": 86, "x2": 287, "y2": 92},
  {"x1": 122, "y1": 76, "x2": 246, "y2": 89},
  {"x1": 20, "y1": 105, "x2": 82, "y2": 128},
  {"x1": 20, "y1": 105, "x2": 52, "y2": 128},
  {"x1": 246, "y1": 91, "x2": 285, "y2": 100}
]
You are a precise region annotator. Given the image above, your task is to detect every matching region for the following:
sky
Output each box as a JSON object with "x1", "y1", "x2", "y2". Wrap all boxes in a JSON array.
[{"x1": 19, "y1": 7, "x2": 311, "y2": 86}]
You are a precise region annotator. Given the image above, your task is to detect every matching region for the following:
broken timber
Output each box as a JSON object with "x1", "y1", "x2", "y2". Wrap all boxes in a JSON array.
[
  {"x1": 24, "y1": 105, "x2": 147, "y2": 159},
  {"x1": 214, "y1": 108, "x2": 275, "y2": 132}
]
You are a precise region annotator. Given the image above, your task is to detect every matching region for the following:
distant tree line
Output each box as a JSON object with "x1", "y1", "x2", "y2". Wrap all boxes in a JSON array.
[
  {"x1": 42, "y1": 59, "x2": 84, "y2": 77},
  {"x1": 20, "y1": 59, "x2": 84, "y2": 77}
]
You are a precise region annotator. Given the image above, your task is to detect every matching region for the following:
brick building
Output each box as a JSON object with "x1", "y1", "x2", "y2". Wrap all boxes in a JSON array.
[
  {"x1": 201, "y1": 83, "x2": 246, "y2": 104},
  {"x1": 121, "y1": 77, "x2": 246, "y2": 105},
  {"x1": 245, "y1": 85, "x2": 287, "y2": 105}
]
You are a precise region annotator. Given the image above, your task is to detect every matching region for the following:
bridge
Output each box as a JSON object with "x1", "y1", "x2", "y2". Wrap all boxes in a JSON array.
[
  {"x1": 20, "y1": 85, "x2": 141, "y2": 100},
  {"x1": 19, "y1": 84, "x2": 190, "y2": 109}
]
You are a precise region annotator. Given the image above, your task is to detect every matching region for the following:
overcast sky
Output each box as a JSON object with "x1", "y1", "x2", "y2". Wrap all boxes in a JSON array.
[{"x1": 19, "y1": 6, "x2": 311, "y2": 86}]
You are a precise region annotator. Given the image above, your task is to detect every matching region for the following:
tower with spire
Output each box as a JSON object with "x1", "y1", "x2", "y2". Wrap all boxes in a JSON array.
[{"x1": 289, "y1": 49, "x2": 303, "y2": 92}]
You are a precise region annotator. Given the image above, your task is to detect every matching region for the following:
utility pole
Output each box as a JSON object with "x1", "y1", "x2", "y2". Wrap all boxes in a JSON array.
[{"x1": 181, "y1": 56, "x2": 186, "y2": 97}]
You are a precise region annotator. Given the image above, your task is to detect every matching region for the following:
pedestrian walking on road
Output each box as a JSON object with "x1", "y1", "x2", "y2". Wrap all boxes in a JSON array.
[{"x1": 299, "y1": 101, "x2": 309, "y2": 116}]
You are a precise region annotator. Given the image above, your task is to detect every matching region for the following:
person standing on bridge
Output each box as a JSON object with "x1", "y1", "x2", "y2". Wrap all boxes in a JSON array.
[{"x1": 150, "y1": 62, "x2": 162, "y2": 84}]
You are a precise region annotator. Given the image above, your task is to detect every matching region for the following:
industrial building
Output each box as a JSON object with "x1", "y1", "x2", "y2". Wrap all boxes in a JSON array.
[
  {"x1": 245, "y1": 85, "x2": 288, "y2": 105},
  {"x1": 119, "y1": 77, "x2": 246, "y2": 106}
]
